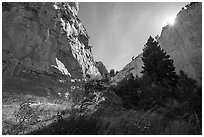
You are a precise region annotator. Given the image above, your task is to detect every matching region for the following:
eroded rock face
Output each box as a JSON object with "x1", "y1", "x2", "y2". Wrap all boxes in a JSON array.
[
  {"x1": 2, "y1": 2, "x2": 101, "y2": 96},
  {"x1": 113, "y1": 3, "x2": 202, "y2": 85},
  {"x1": 95, "y1": 61, "x2": 109, "y2": 79}
]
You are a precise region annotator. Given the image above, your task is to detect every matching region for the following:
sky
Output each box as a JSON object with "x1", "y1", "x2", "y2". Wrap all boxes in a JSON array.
[{"x1": 78, "y1": 2, "x2": 188, "y2": 71}]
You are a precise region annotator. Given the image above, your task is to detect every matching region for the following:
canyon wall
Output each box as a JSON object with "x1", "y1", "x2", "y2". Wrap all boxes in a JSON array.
[
  {"x1": 2, "y1": 2, "x2": 101, "y2": 96},
  {"x1": 158, "y1": 3, "x2": 202, "y2": 85},
  {"x1": 113, "y1": 54, "x2": 143, "y2": 83},
  {"x1": 113, "y1": 3, "x2": 202, "y2": 85}
]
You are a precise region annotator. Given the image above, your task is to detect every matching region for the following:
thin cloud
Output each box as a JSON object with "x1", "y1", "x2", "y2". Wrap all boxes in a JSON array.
[{"x1": 78, "y1": 2, "x2": 188, "y2": 71}]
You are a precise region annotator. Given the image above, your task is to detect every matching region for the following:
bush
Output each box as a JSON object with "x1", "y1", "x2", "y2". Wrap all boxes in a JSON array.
[
  {"x1": 113, "y1": 76, "x2": 141, "y2": 109},
  {"x1": 69, "y1": 79, "x2": 109, "y2": 115},
  {"x1": 85, "y1": 79, "x2": 110, "y2": 90},
  {"x1": 104, "y1": 110, "x2": 200, "y2": 135},
  {"x1": 175, "y1": 71, "x2": 202, "y2": 122},
  {"x1": 52, "y1": 114, "x2": 100, "y2": 135},
  {"x1": 161, "y1": 71, "x2": 202, "y2": 119},
  {"x1": 113, "y1": 74, "x2": 172, "y2": 110},
  {"x1": 113, "y1": 71, "x2": 202, "y2": 130},
  {"x1": 30, "y1": 111, "x2": 102, "y2": 135}
]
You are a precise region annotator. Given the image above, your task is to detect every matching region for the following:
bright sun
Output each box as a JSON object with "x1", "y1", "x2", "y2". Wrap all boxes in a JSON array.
[{"x1": 166, "y1": 15, "x2": 176, "y2": 25}]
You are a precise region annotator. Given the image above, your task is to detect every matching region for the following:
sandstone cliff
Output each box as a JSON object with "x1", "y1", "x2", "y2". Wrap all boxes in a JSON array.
[
  {"x1": 113, "y1": 2, "x2": 202, "y2": 85},
  {"x1": 2, "y1": 2, "x2": 101, "y2": 96}
]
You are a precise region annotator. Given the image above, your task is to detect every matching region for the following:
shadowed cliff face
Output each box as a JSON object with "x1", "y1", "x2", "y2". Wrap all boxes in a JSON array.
[
  {"x1": 2, "y1": 2, "x2": 101, "y2": 96},
  {"x1": 113, "y1": 3, "x2": 202, "y2": 85}
]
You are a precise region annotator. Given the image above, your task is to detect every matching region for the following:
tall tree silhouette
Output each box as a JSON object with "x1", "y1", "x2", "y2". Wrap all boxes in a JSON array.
[{"x1": 141, "y1": 36, "x2": 178, "y2": 88}]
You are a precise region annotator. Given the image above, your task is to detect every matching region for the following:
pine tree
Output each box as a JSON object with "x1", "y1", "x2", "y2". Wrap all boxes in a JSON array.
[{"x1": 141, "y1": 36, "x2": 178, "y2": 88}]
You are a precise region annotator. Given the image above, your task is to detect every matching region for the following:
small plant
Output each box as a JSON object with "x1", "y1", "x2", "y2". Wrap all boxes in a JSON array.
[{"x1": 31, "y1": 112, "x2": 101, "y2": 135}]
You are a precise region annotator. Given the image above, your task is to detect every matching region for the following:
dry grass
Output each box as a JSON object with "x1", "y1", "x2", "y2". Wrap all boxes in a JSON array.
[
  {"x1": 3, "y1": 90, "x2": 201, "y2": 135},
  {"x1": 28, "y1": 108, "x2": 201, "y2": 135},
  {"x1": 99, "y1": 109, "x2": 201, "y2": 135},
  {"x1": 2, "y1": 92, "x2": 73, "y2": 135}
]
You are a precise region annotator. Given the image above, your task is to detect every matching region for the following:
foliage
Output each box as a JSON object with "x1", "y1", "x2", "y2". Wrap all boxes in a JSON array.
[
  {"x1": 141, "y1": 36, "x2": 178, "y2": 88},
  {"x1": 113, "y1": 75, "x2": 141, "y2": 109},
  {"x1": 112, "y1": 70, "x2": 202, "y2": 130},
  {"x1": 31, "y1": 108, "x2": 201, "y2": 135},
  {"x1": 68, "y1": 79, "x2": 109, "y2": 115},
  {"x1": 30, "y1": 108, "x2": 102, "y2": 135},
  {"x1": 113, "y1": 74, "x2": 172, "y2": 110},
  {"x1": 176, "y1": 71, "x2": 202, "y2": 121},
  {"x1": 4, "y1": 74, "x2": 201, "y2": 135},
  {"x1": 3, "y1": 68, "x2": 201, "y2": 135},
  {"x1": 106, "y1": 110, "x2": 200, "y2": 135},
  {"x1": 85, "y1": 79, "x2": 108, "y2": 91},
  {"x1": 162, "y1": 71, "x2": 202, "y2": 124},
  {"x1": 49, "y1": 114, "x2": 100, "y2": 135}
]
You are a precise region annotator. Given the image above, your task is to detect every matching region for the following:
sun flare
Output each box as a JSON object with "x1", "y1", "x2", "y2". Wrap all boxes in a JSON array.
[{"x1": 166, "y1": 15, "x2": 176, "y2": 25}]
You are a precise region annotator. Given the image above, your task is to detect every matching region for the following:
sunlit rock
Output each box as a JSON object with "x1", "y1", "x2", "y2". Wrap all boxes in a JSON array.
[
  {"x1": 158, "y1": 3, "x2": 202, "y2": 85},
  {"x1": 113, "y1": 3, "x2": 202, "y2": 86},
  {"x1": 2, "y1": 2, "x2": 101, "y2": 96},
  {"x1": 95, "y1": 61, "x2": 109, "y2": 79},
  {"x1": 113, "y1": 54, "x2": 143, "y2": 83}
]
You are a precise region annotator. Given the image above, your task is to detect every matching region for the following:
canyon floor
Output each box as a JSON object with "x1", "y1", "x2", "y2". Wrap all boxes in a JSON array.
[{"x1": 2, "y1": 80, "x2": 201, "y2": 135}]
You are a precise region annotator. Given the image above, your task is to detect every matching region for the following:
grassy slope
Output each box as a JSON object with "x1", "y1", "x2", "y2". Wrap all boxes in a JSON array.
[
  {"x1": 2, "y1": 81, "x2": 201, "y2": 135},
  {"x1": 2, "y1": 91, "x2": 72, "y2": 135}
]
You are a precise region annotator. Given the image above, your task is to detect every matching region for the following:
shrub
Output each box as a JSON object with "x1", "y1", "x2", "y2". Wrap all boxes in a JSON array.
[
  {"x1": 69, "y1": 79, "x2": 109, "y2": 115},
  {"x1": 113, "y1": 76, "x2": 141, "y2": 109},
  {"x1": 113, "y1": 74, "x2": 172, "y2": 110},
  {"x1": 176, "y1": 71, "x2": 202, "y2": 122},
  {"x1": 104, "y1": 110, "x2": 200, "y2": 135},
  {"x1": 31, "y1": 112, "x2": 101, "y2": 135}
]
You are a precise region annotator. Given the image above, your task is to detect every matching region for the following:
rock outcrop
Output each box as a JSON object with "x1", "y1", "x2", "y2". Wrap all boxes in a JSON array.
[
  {"x1": 2, "y1": 2, "x2": 101, "y2": 96},
  {"x1": 113, "y1": 2, "x2": 202, "y2": 85},
  {"x1": 95, "y1": 61, "x2": 109, "y2": 79},
  {"x1": 113, "y1": 54, "x2": 143, "y2": 83}
]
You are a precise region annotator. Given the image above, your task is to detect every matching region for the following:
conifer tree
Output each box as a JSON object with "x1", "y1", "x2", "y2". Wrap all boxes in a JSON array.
[{"x1": 141, "y1": 36, "x2": 178, "y2": 88}]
